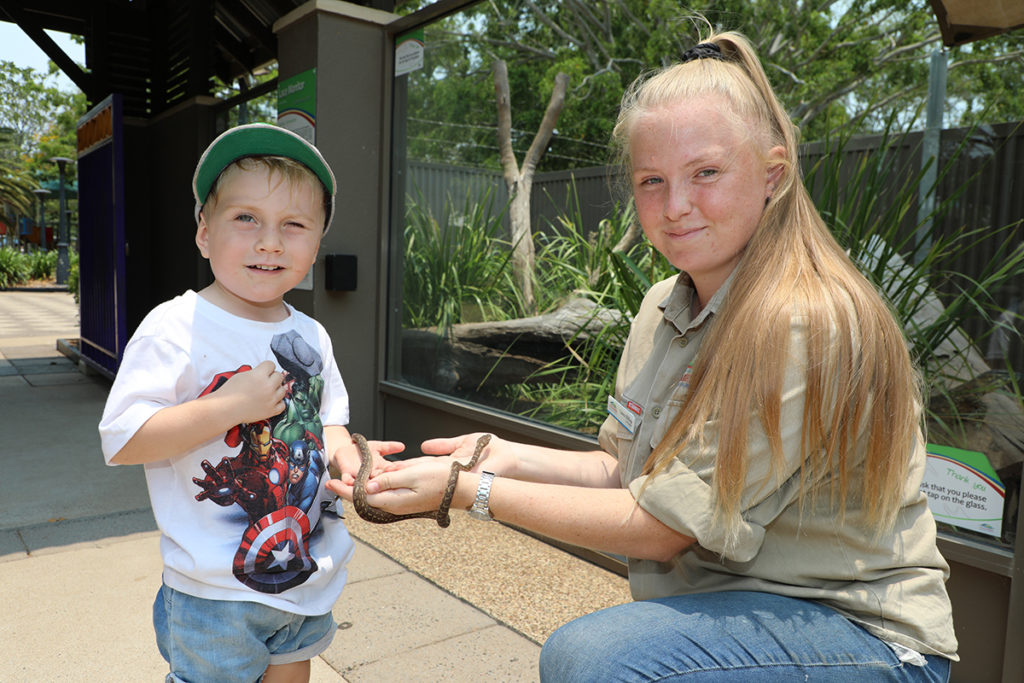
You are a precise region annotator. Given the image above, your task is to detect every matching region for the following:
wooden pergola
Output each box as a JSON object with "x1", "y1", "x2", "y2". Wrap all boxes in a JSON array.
[{"x1": 0, "y1": 0, "x2": 394, "y2": 118}]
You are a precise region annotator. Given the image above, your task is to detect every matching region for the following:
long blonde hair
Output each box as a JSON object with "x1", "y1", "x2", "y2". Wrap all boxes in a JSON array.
[{"x1": 613, "y1": 30, "x2": 919, "y2": 542}]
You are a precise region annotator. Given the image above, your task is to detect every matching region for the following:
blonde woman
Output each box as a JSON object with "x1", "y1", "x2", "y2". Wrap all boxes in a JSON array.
[{"x1": 331, "y1": 30, "x2": 957, "y2": 681}]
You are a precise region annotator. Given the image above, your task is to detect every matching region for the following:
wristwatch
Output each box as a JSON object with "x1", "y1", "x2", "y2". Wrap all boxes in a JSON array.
[{"x1": 468, "y1": 471, "x2": 496, "y2": 521}]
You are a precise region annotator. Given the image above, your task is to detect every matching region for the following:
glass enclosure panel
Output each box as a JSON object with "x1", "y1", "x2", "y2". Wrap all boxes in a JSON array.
[
  {"x1": 385, "y1": 4, "x2": 1023, "y2": 549},
  {"x1": 388, "y1": 1, "x2": 671, "y2": 437}
]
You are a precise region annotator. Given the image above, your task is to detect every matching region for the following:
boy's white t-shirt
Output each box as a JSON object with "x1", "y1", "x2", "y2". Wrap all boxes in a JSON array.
[{"x1": 99, "y1": 290, "x2": 353, "y2": 616}]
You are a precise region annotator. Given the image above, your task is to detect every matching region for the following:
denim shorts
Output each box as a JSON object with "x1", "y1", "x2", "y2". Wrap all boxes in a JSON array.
[
  {"x1": 540, "y1": 590, "x2": 952, "y2": 682},
  {"x1": 153, "y1": 584, "x2": 336, "y2": 683}
]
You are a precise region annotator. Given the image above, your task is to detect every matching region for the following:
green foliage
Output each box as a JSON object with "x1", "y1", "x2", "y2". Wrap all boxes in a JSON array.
[
  {"x1": 803, "y1": 122, "x2": 1024, "y2": 448},
  {"x1": 400, "y1": 187, "x2": 673, "y2": 431},
  {"x1": 402, "y1": 188, "x2": 519, "y2": 330},
  {"x1": 0, "y1": 247, "x2": 61, "y2": 287},
  {"x1": 0, "y1": 61, "x2": 75, "y2": 156},
  {"x1": 808, "y1": 126, "x2": 1023, "y2": 351},
  {"x1": 1, "y1": 60, "x2": 86, "y2": 228},
  {"x1": 0, "y1": 247, "x2": 29, "y2": 288},
  {"x1": 400, "y1": 2, "x2": 1024, "y2": 438},
  {"x1": 23, "y1": 88, "x2": 87, "y2": 176},
  {"x1": 26, "y1": 249, "x2": 58, "y2": 280},
  {"x1": 498, "y1": 317, "x2": 625, "y2": 433},
  {"x1": 0, "y1": 128, "x2": 34, "y2": 215},
  {"x1": 511, "y1": 201, "x2": 676, "y2": 430},
  {"x1": 532, "y1": 186, "x2": 672, "y2": 314},
  {"x1": 402, "y1": 1, "x2": 1024, "y2": 171},
  {"x1": 211, "y1": 66, "x2": 280, "y2": 128}
]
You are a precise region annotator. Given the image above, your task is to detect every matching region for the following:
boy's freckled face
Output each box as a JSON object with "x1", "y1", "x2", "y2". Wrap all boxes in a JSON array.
[{"x1": 196, "y1": 164, "x2": 324, "y2": 321}]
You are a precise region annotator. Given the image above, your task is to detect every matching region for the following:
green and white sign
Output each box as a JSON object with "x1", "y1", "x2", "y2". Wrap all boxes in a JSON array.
[
  {"x1": 396, "y1": 29, "x2": 425, "y2": 76},
  {"x1": 922, "y1": 443, "x2": 1005, "y2": 538},
  {"x1": 277, "y1": 69, "x2": 317, "y2": 144},
  {"x1": 278, "y1": 68, "x2": 318, "y2": 290}
]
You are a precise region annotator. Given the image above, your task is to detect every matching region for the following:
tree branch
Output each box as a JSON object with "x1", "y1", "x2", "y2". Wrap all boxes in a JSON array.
[
  {"x1": 434, "y1": 29, "x2": 557, "y2": 60},
  {"x1": 522, "y1": 0, "x2": 584, "y2": 51},
  {"x1": 950, "y1": 51, "x2": 1024, "y2": 69},
  {"x1": 493, "y1": 60, "x2": 520, "y2": 184},
  {"x1": 614, "y1": 0, "x2": 649, "y2": 38},
  {"x1": 522, "y1": 72, "x2": 570, "y2": 176}
]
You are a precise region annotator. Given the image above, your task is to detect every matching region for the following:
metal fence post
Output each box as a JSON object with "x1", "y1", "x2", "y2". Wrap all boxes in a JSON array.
[{"x1": 915, "y1": 48, "x2": 947, "y2": 263}]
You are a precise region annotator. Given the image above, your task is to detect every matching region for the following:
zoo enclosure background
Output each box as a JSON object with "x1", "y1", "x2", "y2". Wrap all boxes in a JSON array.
[{"x1": 405, "y1": 121, "x2": 1024, "y2": 373}]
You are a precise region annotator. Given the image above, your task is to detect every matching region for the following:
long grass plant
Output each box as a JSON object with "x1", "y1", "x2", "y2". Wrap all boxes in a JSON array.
[
  {"x1": 805, "y1": 120, "x2": 1024, "y2": 449},
  {"x1": 0, "y1": 247, "x2": 30, "y2": 288},
  {"x1": 402, "y1": 187, "x2": 519, "y2": 331}
]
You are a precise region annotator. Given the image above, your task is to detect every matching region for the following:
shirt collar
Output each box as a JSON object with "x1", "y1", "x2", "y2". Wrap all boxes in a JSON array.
[{"x1": 658, "y1": 269, "x2": 738, "y2": 333}]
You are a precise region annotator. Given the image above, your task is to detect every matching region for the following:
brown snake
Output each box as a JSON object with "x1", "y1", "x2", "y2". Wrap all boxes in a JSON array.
[{"x1": 350, "y1": 433, "x2": 491, "y2": 527}]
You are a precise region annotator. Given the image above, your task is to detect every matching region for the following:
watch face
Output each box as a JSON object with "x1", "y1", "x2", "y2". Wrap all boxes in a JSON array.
[{"x1": 468, "y1": 507, "x2": 491, "y2": 521}]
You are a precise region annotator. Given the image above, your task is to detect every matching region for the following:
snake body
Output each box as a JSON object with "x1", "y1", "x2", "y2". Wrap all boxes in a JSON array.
[{"x1": 350, "y1": 433, "x2": 491, "y2": 527}]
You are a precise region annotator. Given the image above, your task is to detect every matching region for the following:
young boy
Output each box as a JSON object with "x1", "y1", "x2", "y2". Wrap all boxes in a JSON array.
[{"x1": 100, "y1": 123, "x2": 363, "y2": 683}]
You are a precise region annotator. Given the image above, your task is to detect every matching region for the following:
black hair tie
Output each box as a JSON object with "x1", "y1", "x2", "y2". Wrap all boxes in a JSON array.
[{"x1": 681, "y1": 43, "x2": 723, "y2": 63}]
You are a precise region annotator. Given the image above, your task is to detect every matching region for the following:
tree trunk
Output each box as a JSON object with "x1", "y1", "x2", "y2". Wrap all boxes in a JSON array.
[
  {"x1": 401, "y1": 297, "x2": 625, "y2": 393},
  {"x1": 493, "y1": 59, "x2": 569, "y2": 314}
]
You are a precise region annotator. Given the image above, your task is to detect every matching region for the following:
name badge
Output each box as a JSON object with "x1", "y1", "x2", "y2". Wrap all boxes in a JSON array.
[{"x1": 608, "y1": 395, "x2": 640, "y2": 434}]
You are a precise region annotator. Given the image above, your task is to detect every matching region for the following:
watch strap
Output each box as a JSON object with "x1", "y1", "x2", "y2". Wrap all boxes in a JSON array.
[{"x1": 469, "y1": 471, "x2": 496, "y2": 520}]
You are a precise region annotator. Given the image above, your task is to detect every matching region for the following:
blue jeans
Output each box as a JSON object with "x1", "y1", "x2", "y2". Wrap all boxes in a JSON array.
[
  {"x1": 154, "y1": 584, "x2": 336, "y2": 683},
  {"x1": 540, "y1": 591, "x2": 951, "y2": 682}
]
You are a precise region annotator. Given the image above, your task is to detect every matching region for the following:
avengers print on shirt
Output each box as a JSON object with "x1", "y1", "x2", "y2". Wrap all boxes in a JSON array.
[{"x1": 191, "y1": 330, "x2": 328, "y2": 593}]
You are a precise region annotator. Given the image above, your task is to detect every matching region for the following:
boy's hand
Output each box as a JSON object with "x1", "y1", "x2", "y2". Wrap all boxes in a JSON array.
[
  {"x1": 110, "y1": 361, "x2": 289, "y2": 466},
  {"x1": 209, "y1": 360, "x2": 288, "y2": 425},
  {"x1": 326, "y1": 438, "x2": 406, "y2": 499}
]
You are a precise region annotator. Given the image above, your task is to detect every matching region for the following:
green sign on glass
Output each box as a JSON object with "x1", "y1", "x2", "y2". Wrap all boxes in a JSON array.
[{"x1": 277, "y1": 68, "x2": 317, "y2": 143}]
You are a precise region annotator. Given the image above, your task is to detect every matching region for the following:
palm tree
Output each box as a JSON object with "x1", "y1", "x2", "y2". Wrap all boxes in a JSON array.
[{"x1": 0, "y1": 127, "x2": 34, "y2": 217}]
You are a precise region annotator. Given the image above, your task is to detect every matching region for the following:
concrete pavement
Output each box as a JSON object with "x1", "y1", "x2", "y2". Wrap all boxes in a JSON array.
[{"x1": 0, "y1": 289, "x2": 631, "y2": 682}]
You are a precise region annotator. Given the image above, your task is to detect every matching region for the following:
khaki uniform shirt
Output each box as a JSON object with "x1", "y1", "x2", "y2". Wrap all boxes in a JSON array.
[{"x1": 598, "y1": 273, "x2": 958, "y2": 659}]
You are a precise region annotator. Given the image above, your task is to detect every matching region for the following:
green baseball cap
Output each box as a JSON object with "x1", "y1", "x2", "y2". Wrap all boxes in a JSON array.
[{"x1": 192, "y1": 123, "x2": 336, "y2": 233}]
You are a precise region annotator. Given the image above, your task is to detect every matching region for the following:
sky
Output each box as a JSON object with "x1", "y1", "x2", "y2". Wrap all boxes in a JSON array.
[{"x1": 0, "y1": 22, "x2": 86, "y2": 92}]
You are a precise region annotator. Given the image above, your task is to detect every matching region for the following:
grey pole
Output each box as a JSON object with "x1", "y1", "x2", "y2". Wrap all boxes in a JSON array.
[
  {"x1": 51, "y1": 157, "x2": 74, "y2": 285},
  {"x1": 914, "y1": 48, "x2": 948, "y2": 263},
  {"x1": 32, "y1": 188, "x2": 50, "y2": 252}
]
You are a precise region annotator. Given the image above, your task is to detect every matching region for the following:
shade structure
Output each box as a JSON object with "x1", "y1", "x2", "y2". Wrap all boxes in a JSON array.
[{"x1": 929, "y1": 0, "x2": 1024, "y2": 46}]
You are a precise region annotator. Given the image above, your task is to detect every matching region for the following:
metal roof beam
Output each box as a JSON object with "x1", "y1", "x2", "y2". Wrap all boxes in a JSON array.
[
  {"x1": 218, "y1": 0, "x2": 277, "y2": 55},
  {"x1": 0, "y1": 1, "x2": 96, "y2": 98}
]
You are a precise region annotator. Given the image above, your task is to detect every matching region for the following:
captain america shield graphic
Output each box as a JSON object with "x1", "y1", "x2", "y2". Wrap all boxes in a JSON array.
[{"x1": 233, "y1": 506, "x2": 318, "y2": 593}]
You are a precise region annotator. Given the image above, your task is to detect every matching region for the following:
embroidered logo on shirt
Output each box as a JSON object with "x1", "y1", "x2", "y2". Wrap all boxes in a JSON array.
[{"x1": 678, "y1": 364, "x2": 694, "y2": 391}]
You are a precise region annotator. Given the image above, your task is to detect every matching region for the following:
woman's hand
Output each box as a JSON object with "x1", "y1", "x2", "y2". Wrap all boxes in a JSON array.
[
  {"x1": 333, "y1": 433, "x2": 499, "y2": 516},
  {"x1": 339, "y1": 432, "x2": 515, "y2": 518},
  {"x1": 350, "y1": 456, "x2": 466, "y2": 516},
  {"x1": 402, "y1": 432, "x2": 618, "y2": 488},
  {"x1": 415, "y1": 432, "x2": 514, "y2": 475}
]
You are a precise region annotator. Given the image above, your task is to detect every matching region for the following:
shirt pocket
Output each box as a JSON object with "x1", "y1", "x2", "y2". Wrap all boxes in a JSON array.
[
  {"x1": 647, "y1": 380, "x2": 691, "y2": 455},
  {"x1": 614, "y1": 413, "x2": 646, "y2": 484}
]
